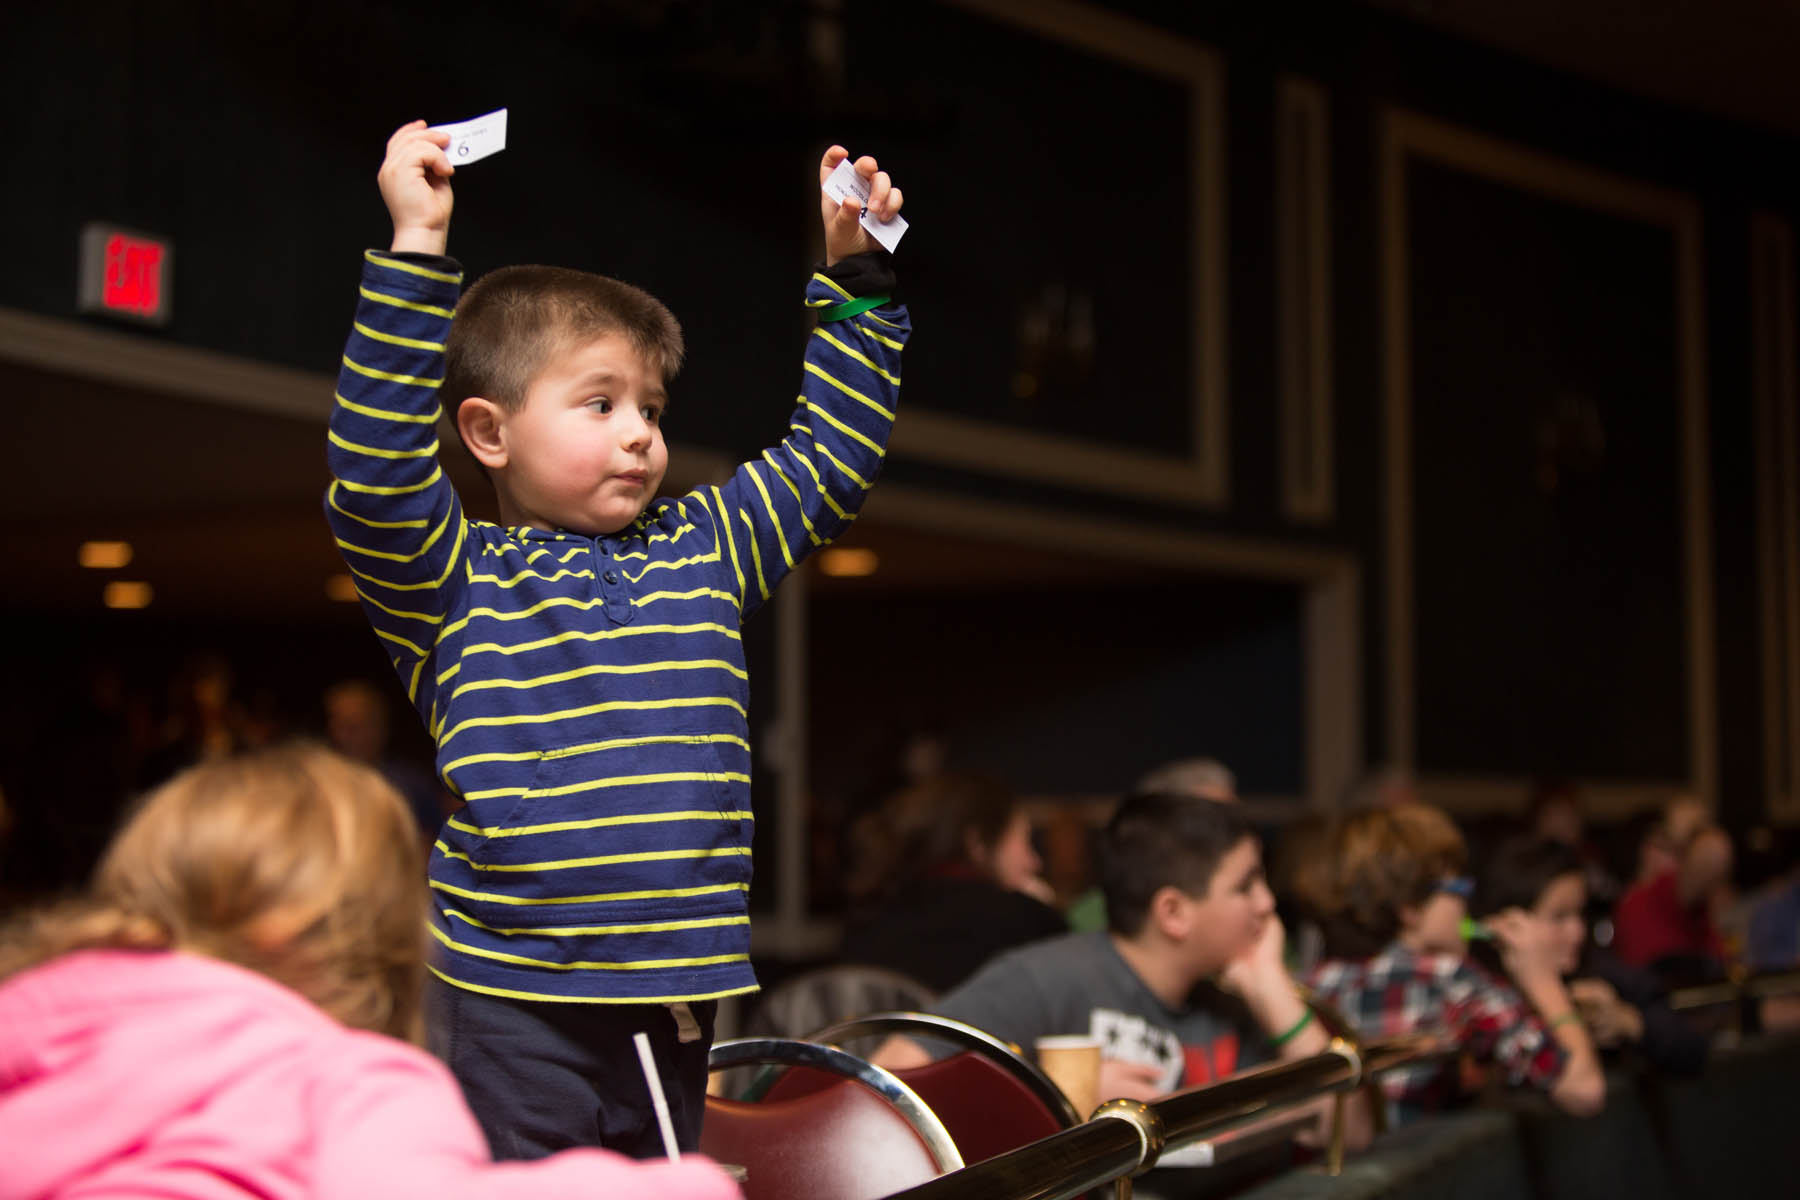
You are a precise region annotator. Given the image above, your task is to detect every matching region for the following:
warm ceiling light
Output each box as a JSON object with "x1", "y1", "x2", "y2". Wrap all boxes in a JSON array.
[
  {"x1": 818, "y1": 547, "x2": 879, "y2": 578},
  {"x1": 79, "y1": 541, "x2": 133, "y2": 569},
  {"x1": 325, "y1": 574, "x2": 361, "y2": 602},
  {"x1": 103, "y1": 581, "x2": 153, "y2": 609}
]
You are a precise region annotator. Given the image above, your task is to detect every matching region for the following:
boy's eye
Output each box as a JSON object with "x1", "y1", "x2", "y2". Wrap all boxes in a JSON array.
[
  {"x1": 643, "y1": 405, "x2": 662, "y2": 424},
  {"x1": 586, "y1": 396, "x2": 612, "y2": 413}
]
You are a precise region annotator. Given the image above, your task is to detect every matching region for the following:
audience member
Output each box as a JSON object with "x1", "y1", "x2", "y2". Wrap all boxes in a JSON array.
[
  {"x1": 1476, "y1": 836, "x2": 1705, "y2": 1073},
  {"x1": 0, "y1": 745, "x2": 736, "y2": 1200},
  {"x1": 323, "y1": 678, "x2": 452, "y2": 842},
  {"x1": 1613, "y1": 798, "x2": 1732, "y2": 984},
  {"x1": 877, "y1": 794, "x2": 1373, "y2": 1149},
  {"x1": 1744, "y1": 835, "x2": 1800, "y2": 1032},
  {"x1": 840, "y1": 773, "x2": 1065, "y2": 992},
  {"x1": 1524, "y1": 780, "x2": 1621, "y2": 924},
  {"x1": 1066, "y1": 757, "x2": 1236, "y2": 933},
  {"x1": 1300, "y1": 804, "x2": 1605, "y2": 1122}
]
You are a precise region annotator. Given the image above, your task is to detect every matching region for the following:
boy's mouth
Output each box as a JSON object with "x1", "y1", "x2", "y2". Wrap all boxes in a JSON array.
[{"x1": 612, "y1": 470, "x2": 648, "y2": 488}]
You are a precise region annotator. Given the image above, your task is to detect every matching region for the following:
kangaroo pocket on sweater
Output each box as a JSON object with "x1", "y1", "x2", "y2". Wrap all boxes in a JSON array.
[{"x1": 435, "y1": 735, "x2": 754, "y2": 933}]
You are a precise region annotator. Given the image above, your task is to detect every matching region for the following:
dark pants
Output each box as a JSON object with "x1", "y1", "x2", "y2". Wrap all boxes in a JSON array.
[{"x1": 426, "y1": 976, "x2": 716, "y2": 1161}]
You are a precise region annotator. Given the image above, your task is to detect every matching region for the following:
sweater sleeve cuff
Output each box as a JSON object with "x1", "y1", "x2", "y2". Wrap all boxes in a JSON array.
[{"x1": 816, "y1": 250, "x2": 897, "y2": 298}]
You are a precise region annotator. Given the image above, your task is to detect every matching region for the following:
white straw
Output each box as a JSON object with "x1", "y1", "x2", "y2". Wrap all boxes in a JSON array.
[{"x1": 633, "y1": 1031, "x2": 682, "y2": 1162}]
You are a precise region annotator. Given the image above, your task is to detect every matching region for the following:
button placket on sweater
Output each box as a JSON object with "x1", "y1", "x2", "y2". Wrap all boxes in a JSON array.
[{"x1": 593, "y1": 535, "x2": 635, "y2": 626}]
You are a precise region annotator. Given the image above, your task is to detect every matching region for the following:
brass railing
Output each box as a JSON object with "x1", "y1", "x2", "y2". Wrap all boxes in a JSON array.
[
  {"x1": 1667, "y1": 967, "x2": 1800, "y2": 1014},
  {"x1": 880, "y1": 1034, "x2": 1444, "y2": 1200}
]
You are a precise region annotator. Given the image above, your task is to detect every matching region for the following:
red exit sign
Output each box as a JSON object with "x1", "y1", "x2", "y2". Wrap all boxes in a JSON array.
[{"x1": 78, "y1": 223, "x2": 173, "y2": 326}]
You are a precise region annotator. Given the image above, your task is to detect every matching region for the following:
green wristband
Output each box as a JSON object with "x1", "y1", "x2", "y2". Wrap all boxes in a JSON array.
[
  {"x1": 816, "y1": 294, "x2": 890, "y2": 322},
  {"x1": 1269, "y1": 1007, "x2": 1316, "y2": 1047}
]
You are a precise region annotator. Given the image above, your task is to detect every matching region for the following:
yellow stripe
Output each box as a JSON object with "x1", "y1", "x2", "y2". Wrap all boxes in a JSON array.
[
  {"x1": 861, "y1": 309, "x2": 905, "y2": 330},
  {"x1": 359, "y1": 285, "x2": 455, "y2": 319},
  {"x1": 781, "y1": 440, "x2": 851, "y2": 521},
  {"x1": 814, "y1": 327, "x2": 902, "y2": 385},
  {"x1": 646, "y1": 522, "x2": 698, "y2": 546},
  {"x1": 366, "y1": 250, "x2": 461, "y2": 283},
  {"x1": 739, "y1": 511, "x2": 770, "y2": 601},
  {"x1": 444, "y1": 908, "x2": 749, "y2": 937},
  {"x1": 468, "y1": 566, "x2": 596, "y2": 589},
  {"x1": 448, "y1": 803, "x2": 752, "y2": 838},
  {"x1": 621, "y1": 548, "x2": 722, "y2": 583},
  {"x1": 426, "y1": 963, "x2": 758, "y2": 1005},
  {"x1": 378, "y1": 628, "x2": 428, "y2": 658},
  {"x1": 760, "y1": 453, "x2": 824, "y2": 547},
  {"x1": 439, "y1": 695, "x2": 745, "y2": 746},
  {"x1": 333, "y1": 506, "x2": 454, "y2": 565},
  {"x1": 328, "y1": 428, "x2": 438, "y2": 461},
  {"x1": 429, "y1": 878, "x2": 747, "y2": 907},
  {"x1": 442, "y1": 733, "x2": 751, "y2": 778},
  {"x1": 814, "y1": 441, "x2": 872, "y2": 491},
  {"x1": 433, "y1": 841, "x2": 752, "y2": 872},
  {"x1": 709, "y1": 487, "x2": 746, "y2": 599},
  {"x1": 408, "y1": 657, "x2": 426, "y2": 704},
  {"x1": 327, "y1": 482, "x2": 429, "y2": 530},
  {"x1": 332, "y1": 465, "x2": 445, "y2": 496},
  {"x1": 429, "y1": 924, "x2": 748, "y2": 972},
  {"x1": 454, "y1": 621, "x2": 740, "y2": 661},
  {"x1": 747, "y1": 465, "x2": 798, "y2": 568},
  {"x1": 803, "y1": 361, "x2": 894, "y2": 421},
  {"x1": 800, "y1": 399, "x2": 885, "y2": 456},
  {"x1": 353, "y1": 320, "x2": 446, "y2": 352},
  {"x1": 334, "y1": 390, "x2": 439, "y2": 424},
  {"x1": 855, "y1": 320, "x2": 905, "y2": 351},
  {"x1": 811, "y1": 272, "x2": 855, "y2": 301},
  {"x1": 449, "y1": 657, "x2": 748, "y2": 702},
  {"x1": 634, "y1": 586, "x2": 740, "y2": 609},
  {"x1": 558, "y1": 546, "x2": 586, "y2": 563},
  {"x1": 342, "y1": 354, "x2": 442, "y2": 389},
  {"x1": 346, "y1": 579, "x2": 443, "y2": 626}
]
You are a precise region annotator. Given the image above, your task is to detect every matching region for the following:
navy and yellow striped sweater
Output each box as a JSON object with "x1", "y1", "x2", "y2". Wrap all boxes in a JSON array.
[{"x1": 326, "y1": 251, "x2": 907, "y2": 1003}]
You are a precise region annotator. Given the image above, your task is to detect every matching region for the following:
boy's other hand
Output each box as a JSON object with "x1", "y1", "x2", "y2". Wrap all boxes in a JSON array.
[
  {"x1": 1098, "y1": 1057, "x2": 1165, "y2": 1103},
  {"x1": 380, "y1": 120, "x2": 455, "y2": 256},
  {"x1": 819, "y1": 145, "x2": 903, "y2": 266}
]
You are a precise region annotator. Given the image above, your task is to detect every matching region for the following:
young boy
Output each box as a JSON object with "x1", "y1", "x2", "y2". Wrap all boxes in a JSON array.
[
  {"x1": 880, "y1": 793, "x2": 1368, "y2": 1151},
  {"x1": 1300, "y1": 804, "x2": 1606, "y2": 1122},
  {"x1": 325, "y1": 120, "x2": 908, "y2": 1159}
]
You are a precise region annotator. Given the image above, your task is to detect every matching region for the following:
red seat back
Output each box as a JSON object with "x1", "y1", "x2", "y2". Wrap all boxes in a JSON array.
[
  {"x1": 702, "y1": 1081, "x2": 944, "y2": 1200},
  {"x1": 763, "y1": 1052, "x2": 1065, "y2": 1166}
]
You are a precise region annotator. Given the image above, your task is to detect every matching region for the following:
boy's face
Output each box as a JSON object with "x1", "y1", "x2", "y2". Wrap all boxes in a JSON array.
[
  {"x1": 1180, "y1": 836, "x2": 1275, "y2": 973},
  {"x1": 494, "y1": 332, "x2": 668, "y2": 536}
]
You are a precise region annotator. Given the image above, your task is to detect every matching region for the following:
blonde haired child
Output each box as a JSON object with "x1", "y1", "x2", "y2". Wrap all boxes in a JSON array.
[{"x1": 0, "y1": 744, "x2": 735, "y2": 1200}]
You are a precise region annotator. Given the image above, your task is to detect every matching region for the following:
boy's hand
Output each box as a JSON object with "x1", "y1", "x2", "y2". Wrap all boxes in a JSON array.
[
  {"x1": 380, "y1": 120, "x2": 455, "y2": 256},
  {"x1": 819, "y1": 145, "x2": 903, "y2": 267}
]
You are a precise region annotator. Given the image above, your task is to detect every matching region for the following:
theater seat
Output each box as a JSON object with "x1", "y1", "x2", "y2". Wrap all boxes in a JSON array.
[
  {"x1": 702, "y1": 1037, "x2": 962, "y2": 1200},
  {"x1": 791, "y1": 1012, "x2": 1081, "y2": 1166}
]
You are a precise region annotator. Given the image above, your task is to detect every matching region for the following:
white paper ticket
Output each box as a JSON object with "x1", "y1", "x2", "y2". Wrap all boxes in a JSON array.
[
  {"x1": 821, "y1": 157, "x2": 909, "y2": 252},
  {"x1": 429, "y1": 108, "x2": 508, "y2": 167}
]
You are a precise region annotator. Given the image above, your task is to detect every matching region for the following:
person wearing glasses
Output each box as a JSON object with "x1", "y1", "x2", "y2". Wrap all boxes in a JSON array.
[{"x1": 1294, "y1": 804, "x2": 1606, "y2": 1123}]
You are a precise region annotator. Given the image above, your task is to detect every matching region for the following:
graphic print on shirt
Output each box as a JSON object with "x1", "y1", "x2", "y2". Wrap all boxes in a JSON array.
[{"x1": 1088, "y1": 1008, "x2": 1240, "y2": 1092}]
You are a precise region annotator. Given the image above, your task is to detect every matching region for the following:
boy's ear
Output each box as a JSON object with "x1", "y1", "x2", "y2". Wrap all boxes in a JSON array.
[
  {"x1": 1149, "y1": 885, "x2": 1192, "y2": 940},
  {"x1": 456, "y1": 397, "x2": 510, "y2": 470}
]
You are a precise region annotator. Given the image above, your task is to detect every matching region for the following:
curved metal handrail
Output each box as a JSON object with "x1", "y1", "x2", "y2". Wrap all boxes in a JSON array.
[
  {"x1": 875, "y1": 1033, "x2": 1447, "y2": 1200},
  {"x1": 708, "y1": 1036, "x2": 965, "y2": 1174},
  {"x1": 809, "y1": 1010, "x2": 1084, "y2": 1129}
]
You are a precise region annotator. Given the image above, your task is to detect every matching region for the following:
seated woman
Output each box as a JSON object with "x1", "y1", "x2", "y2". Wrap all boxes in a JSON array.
[
  {"x1": 1475, "y1": 836, "x2": 1707, "y2": 1074},
  {"x1": 1298, "y1": 804, "x2": 1606, "y2": 1122},
  {"x1": 840, "y1": 772, "x2": 1066, "y2": 992},
  {"x1": 0, "y1": 745, "x2": 736, "y2": 1200}
]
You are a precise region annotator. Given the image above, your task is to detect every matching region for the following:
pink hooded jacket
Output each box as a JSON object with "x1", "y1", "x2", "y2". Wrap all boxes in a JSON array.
[{"x1": 0, "y1": 949, "x2": 740, "y2": 1200}]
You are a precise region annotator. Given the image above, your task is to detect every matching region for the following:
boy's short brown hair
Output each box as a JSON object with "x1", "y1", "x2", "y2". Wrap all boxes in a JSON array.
[
  {"x1": 1303, "y1": 803, "x2": 1467, "y2": 959},
  {"x1": 441, "y1": 265, "x2": 685, "y2": 421}
]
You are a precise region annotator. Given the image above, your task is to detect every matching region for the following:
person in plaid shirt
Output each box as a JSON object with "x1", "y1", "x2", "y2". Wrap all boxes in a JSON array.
[{"x1": 1298, "y1": 804, "x2": 1605, "y2": 1123}]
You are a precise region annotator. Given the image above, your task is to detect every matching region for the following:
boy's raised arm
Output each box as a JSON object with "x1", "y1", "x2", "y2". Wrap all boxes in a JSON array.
[
  {"x1": 695, "y1": 146, "x2": 910, "y2": 619},
  {"x1": 324, "y1": 123, "x2": 470, "y2": 705}
]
